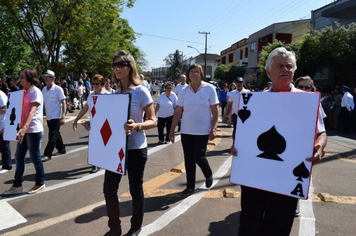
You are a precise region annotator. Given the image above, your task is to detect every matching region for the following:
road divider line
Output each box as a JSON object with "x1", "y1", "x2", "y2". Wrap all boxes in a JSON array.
[
  {"x1": 299, "y1": 180, "x2": 316, "y2": 236},
  {"x1": 0, "y1": 201, "x2": 27, "y2": 231}
]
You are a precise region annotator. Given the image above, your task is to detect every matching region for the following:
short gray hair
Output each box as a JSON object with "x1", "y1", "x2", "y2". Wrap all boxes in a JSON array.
[{"x1": 265, "y1": 47, "x2": 297, "y2": 71}]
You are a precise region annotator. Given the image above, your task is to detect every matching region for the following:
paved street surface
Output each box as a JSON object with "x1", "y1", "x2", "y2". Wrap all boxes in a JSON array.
[{"x1": 0, "y1": 93, "x2": 355, "y2": 236}]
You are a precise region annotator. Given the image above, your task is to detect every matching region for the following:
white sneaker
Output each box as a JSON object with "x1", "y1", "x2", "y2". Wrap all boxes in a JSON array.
[{"x1": 0, "y1": 169, "x2": 10, "y2": 174}]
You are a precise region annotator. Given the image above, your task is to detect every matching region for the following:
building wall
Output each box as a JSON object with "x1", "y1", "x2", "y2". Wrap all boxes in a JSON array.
[{"x1": 220, "y1": 38, "x2": 249, "y2": 67}]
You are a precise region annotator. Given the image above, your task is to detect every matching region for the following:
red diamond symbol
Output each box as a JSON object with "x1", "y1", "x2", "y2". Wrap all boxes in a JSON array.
[
  {"x1": 100, "y1": 119, "x2": 112, "y2": 146},
  {"x1": 93, "y1": 96, "x2": 98, "y2": 105},
  {"x1": 91, "y1": 106, "x2": 96, "y2": 118},
  {"x1": 118, "y1": 148, "x2": 125, "y2": 162}
]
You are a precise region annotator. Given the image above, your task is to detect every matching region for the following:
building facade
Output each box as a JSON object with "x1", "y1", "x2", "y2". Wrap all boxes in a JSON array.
[{"x1": 183, "y1": 53, "x2": 220, "y2": 81}]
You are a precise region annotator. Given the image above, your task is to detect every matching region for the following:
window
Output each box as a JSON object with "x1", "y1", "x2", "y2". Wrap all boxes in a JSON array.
[
  {"x1": 222, "y1": 56, "x2": 226, "y2": 64},
  {"x1": 240, "y1": 50, "x2": 243, "y2": 60},
  {"x1": 228, "y1": 53, "x2": 233, "y2": 63},
  {"x1": 245, "y1": 47, "x2": 248, "y2": 58},
  {"x1": 250, "y1": 42, "x2": 256, "y2": 52}
]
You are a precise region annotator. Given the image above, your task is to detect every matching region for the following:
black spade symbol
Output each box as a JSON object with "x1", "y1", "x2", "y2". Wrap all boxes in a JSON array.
[
  {"x1": 10, "y1": 107, "x2": 16, "y2": 125},
  {"x1": 293, "y1": 162, "x2": 310, "y2": 182},
  {"x1": 257, "y1": 126, "x2": 286, "y2": 161},
  {"x1": 238, "y1": 106, "x2": 251, "y2": 123}
]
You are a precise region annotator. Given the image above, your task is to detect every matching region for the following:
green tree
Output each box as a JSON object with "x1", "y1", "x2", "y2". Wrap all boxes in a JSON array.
[
  {"x1": 214, "y1": 64, "x2": 231, "y2": 81},
  {"x1": 164, "y1": 50, "x2": 183, "y2": 80},
  {"x1": 214, "y1": 64, "x2": 245, "y2": 84}
]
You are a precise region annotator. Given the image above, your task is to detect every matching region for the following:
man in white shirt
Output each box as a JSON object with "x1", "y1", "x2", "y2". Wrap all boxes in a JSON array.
[
  {"x1": 341, "y1": 85, "x2": 354, "y2": 133},
  {"x1": 225, "y1": 77, "x2": 250, "y2": 141},
  {"x1": 173, "y1": 74, "x2": 188, "y2": 97},
  {"x1": 41, "y1": 70, "x2": 67, "y2": 162}
]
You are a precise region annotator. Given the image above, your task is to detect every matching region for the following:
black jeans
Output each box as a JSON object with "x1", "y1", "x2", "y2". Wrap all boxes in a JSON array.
[
  {"x1": 103, "y1": 148, "x2": 147, "y2": 232},
  {"x1": 157, "y1": 116, "x2": 173, "y2": 142},
  {"x1": 341, "y1": 107, "x2": 351, "y2": 133},
  {"x1": 238, "y1": 186, "x2": 298, "y2": 236},
  {"x1": 232, "y1": 113, "x2": 238, "y2": 141},
  {"x1": 0, "y1": 133, "x2": 12, "y2": 170},
  {"x1": 181, "y1": 134, "x2": 212, "y2": 189},
  {"x1": 43, "y1": 119, "x2": 65, "y2": 157},
  {"x1": 221, "y1": 101, "x2": 227, "y2": 118}
]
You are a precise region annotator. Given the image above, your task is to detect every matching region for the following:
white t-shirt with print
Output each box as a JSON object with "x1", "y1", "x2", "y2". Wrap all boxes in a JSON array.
[
  {"x1": 178, "y1": 82, "x2": 219, "y2": 135},
  {"x1": 157, "y1": 92, "x2": 177, "y2": 118},
  {"x1": 42, "y1": 84, "x2": 66, "y2": 120}
]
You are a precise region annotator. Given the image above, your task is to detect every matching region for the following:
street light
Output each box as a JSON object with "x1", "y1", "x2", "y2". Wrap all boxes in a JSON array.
[{"x1": 187, "y1": 45, "x2": 201, "y2": 54}]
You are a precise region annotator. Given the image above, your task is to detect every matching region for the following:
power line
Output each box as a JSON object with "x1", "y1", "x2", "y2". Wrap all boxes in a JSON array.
[{"x1": 135, "y1": 32, "x2": 204, "y2": 45}]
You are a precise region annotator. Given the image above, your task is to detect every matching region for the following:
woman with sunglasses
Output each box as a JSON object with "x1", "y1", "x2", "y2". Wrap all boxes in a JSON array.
[
  {"x1": 73, "y1": 74, "x2": 108, "y2": 173},
  {"x1": 90, "y1": 50, "x2": 156, "y2": 236},
  {"x1": 169, "y1": 64, "x2": 219, "y2": 197},
  {"x1": 294, "y1": 76, "x2": 315, "y2": 92},
  {"x1": 2, "y1": 68, "x2": 45, "y2": 195},
  {"x1": 155, "y1": 82, "x2": 177, "y2": 144}
]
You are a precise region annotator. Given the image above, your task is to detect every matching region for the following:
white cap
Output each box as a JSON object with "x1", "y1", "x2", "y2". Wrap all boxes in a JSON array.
[{"x1": 43, "y1": 69, "x2": 55, "y2": 78}]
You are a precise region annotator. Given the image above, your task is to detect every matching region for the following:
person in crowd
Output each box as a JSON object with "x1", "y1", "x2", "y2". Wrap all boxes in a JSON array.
[
  {"x1": 263, "y1": 81, "x2": 272, "y2": 91},
  {"x1": 84, "y1": 50, "x2": 156, "y2": 236},
  {"x1": 0, "y1": 89, "x2": 12, "y2": 174},
  {"x1": 76, "y1": 80, "x2": 85, "y2": 110},
  {"x1": 41, "y1": 70, "x2": 67, "y2": 162},
  {"x1": 223, "y1": 82, "x2": 236, "y2": 125},
  {"x1": 173, "y1": 74, "x2": 188, "y2": 97},
  {"x1": 155, "y1": 82, "x2": 177, "y2": 144},
  {"x1": 340, "y1": 85, "x2": 354, "y2": 133},
  {"x1": 328, "y1": 86, "x2": 343, "y2": 129},
  {"x1": 294, "y1": 75, "x2": 316, "y2": 91},
  {"x1": 104, "y1": 78, "x2": 115, "y2": 94},
  {"x1": 231, "y1": 47, "x2": 327, "y2": 236},
  {"x1": 1, "y1": 75, "x2": 9, "y2": 94},
  {"x1": 169, "y1": 64, "x2": 218, "y2": 197},
  {"x1": 219, "y1": 83, "x2": 228, "y2": 119},
  {"x1": 225, "y1": 77, "x2": 250, "y2": 141},
  {"x1": 2, "y1": 68, "x2": 45, "y2": 195},
  {"x1": 9, "y1": 78, "x2": 19, "y2": 92},
  {"x1": 84, "y1": 77, "x2": 91, "y2": 100},
  {"x1": 68, "y1": 80, "x2": 75, "y2": 112},
  {"x1": 139, "y1": 74, "x2": 150, "y2": 92},
  {"x1": 73, "y1": 74, "x2": 109, "y2": 174}
]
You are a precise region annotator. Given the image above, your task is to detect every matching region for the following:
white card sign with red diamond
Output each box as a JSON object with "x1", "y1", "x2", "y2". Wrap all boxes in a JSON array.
[
  {"x1": 230, "y1": 92, "x2": 321, "y2": 199},
  {"x1": 88, "y1": 93, "x2": 131, "y2": 175}
]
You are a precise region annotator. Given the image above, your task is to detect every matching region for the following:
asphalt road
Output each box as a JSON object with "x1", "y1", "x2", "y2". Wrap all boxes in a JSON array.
[{"x1": 0, "y1": 93, "x2": 355, "y2": 236}]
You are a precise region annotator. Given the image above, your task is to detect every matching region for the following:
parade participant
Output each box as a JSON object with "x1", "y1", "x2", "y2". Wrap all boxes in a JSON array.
[
  {"x1": 76, "y1": 80, "x2": 84, "y2": 110},
  {"x1": 155, "y1": 82, "x2": 177, "y2": 144},
  {"x1": 41, "y1": 70, "x2": 67, "y2": 162},
  {"x1": 231, "y1": 47, "x2": 327, "y2": 236},
  {"x1": 328, "y1": 86, "x2": 343, "y2": 130},
  {"x1": 294, "y1": 75, "x2": 316, "y2": 91},
  {"x1": 219, "y1": 83, "x2": 228, "y2": 119},
  {"x1": 173, "y1": 74, "x2": 188, "y2": 97},
  {"x1": 223, "y1": 82, "x2": 236, "y2": 125},
  {"x1": 87, "y1": 50, "x2": 155, "y2": 236},
  {"x1": 2, "y1": 68, "x2": 45, "y2": 195},
  {"x1": 73, "y1": 74, "x2": 108, "y2": 174},
  {"x1": 340, "y1": 85, "x2": 354, "y2": 133},
  {"x1": 104, "y1": 78, "x2": 115, "y2": 94},
  {"x1": 225, "y1": 77, "x2": 249, "y2": 141},
  {"x1": 169, "y1": 64, "x2": 219, "y2": 197},
  {"x1": 0, "y1": 89, "x2": 12, "y2": 174}
]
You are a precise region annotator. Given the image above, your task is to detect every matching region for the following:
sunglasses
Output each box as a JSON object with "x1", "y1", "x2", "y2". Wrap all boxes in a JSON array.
[
  {"x1": 92, "y1": 82, "x2": 101, "y2": 86},
  {"x1": 298, "y1": 85, "x2": 311, "y2": 90},
  {"x1": 112, "y1": 61, "x2": 129, "y2": 69},
  {"x1": 166, "y1": 87, "x2": 172, "y2": 89}
]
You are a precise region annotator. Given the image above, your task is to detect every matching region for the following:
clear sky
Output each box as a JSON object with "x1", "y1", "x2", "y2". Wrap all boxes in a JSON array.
[{"x1": 120, "y1": 0, "x2": 335, "y2": 70}]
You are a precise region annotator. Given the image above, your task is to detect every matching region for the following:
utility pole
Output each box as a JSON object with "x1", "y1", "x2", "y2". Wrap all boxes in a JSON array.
[{"x1": 199, "y1": 31, "x2": 210, "y2": 81}]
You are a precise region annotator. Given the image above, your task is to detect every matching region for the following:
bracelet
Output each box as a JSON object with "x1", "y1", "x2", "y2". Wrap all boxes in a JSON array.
[
  {"x1": 211, "y1": 126, "x2": 217, "y2": 130},
  {"x1": 23, "y1": 124, "x2": 28, "y2": 129},
  {"x1": 137, "y1": 123, "x2": 142, "y2": 132}
]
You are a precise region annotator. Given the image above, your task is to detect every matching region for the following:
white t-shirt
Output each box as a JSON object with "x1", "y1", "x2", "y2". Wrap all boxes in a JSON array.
[
  {"x1": 115, "y1": 85, "x2": 153, "y2": 150},
  {"x1": 173, "y1": 83, "x2": 188, "y2": 97},
  {"x1": 178, "y1": 82, "x2": 219, "y2": 135},
  {"x1": 267, "y1": 84, "x2": 326, "y2": 133},
  {"x1": 228, "y1": 88, "x2": 250, "y2": 115},
  {"x1": 0, "y1": 90, "x2": 7, "y2": 131},
  {"x1": 341, "y1": 91, "x2": 354, "y2": 111},
  {"x1": 42, "y1": 84, "x2": 66, "y2": 120},
  {"x1": 157, "y1": 92, "x2": 177, "y2": 118},
  {"x1": 24, "y1": 85, "x2": 43, "y2": 133},
  {"x1": 76, "y1": 85, "x2": 84, "y2": 97}
]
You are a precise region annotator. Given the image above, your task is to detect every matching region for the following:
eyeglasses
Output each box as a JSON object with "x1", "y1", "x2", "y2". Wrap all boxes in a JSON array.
[
  {"x1": 112, "y1": 61, "x2": 129, "y2": 69},
  {"x1": 189, "y1": 70, "x2": 200, "y2": 74},
  {"x1": 297, "y1": 85, "x2": 311, "y2": 90},
  {"x1": 92, "y1": 82, "x2": 101, "y2": 86},
  {"x1": 166, "y1": 87, "x2": 172, "y2": 89}
]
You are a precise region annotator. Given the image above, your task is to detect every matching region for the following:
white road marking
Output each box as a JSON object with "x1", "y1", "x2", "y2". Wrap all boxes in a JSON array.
[
  {"x1": 0, "y1": 201, "x2": 27, "y2": 231},
  {"x1": 140, "y1": 156, "x2": 232, "y2": 236},
  {"x1": 299, "y1": 180, "x2": 316, "y2": 236}
]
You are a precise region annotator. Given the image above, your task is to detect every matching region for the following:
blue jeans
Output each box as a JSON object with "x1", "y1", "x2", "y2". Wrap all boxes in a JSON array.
[
  {"x1": 0, "y1": 133, "x2": 12, "y2": 170},
  {"x1": 14, "y1": 132, "x2": 44, "y2": 187}
]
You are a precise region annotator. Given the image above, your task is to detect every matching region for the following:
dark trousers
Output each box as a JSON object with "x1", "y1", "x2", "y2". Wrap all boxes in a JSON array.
[
  {"x1": 181, "y1": 134, "x2": 212, "y2": 189},
  {"x1": 157, "y1": 116, "x2": 173, "y2": 142},
  {"x1": 0, "y1": 133, "x2": 12, "y2": 170},
  {"x1": 43, "y1": 119, "x2": 65, "y2": 157},
  {"x1": 103, "y1": 148, "x2": 147, "y2": 232},
  {"x1": 232, "y1": 113, "x2": 238, "y2": 141},
  {"x1": 341, "y1": 107, "x2": 351, "y2": 133},
  {"x1": 238, "y1": 186, "x2": 298, "y2": 236},
  {"x1": 221, "y1": 101, "x2": 227, "y2": 118}
]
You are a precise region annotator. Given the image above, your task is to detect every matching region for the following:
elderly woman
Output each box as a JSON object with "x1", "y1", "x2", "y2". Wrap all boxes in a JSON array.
[
  {"x1": 155, "y1": 82, "x2": 177, "y2": 144},
  {"x1": 2, "y1": 68, "x2": 45, "y2": 195},
  {"x1": 99, "y1": 50, "x2": 156, "y2": 236},
  {"x1": 232, "y1": 47, "x2": 327, "y2": 236},
  {"x1": 169, "y1": 64, "x2": 219, "y2": 197},
  {"x1": 73, "y1": 74, "x2": 109, "y2": 173},
  {"x1": 294, "y1": 75, "x2": 315, "y2": 92}
]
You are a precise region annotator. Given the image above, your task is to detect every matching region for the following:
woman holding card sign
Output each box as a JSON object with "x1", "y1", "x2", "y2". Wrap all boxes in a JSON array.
[
  {"x1": 2, "y1": 68, "x2": 45, "y2": 196},
  {"x1": 169, "y1": 64, "x2": 219, "y2": 197},
  {"x1": 92, "y1": 50, "x2": 155, "y2": 236}
]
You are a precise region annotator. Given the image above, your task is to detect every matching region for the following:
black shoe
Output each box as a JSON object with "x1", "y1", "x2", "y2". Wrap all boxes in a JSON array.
[
  {"x1": 41, "y1": 156, "x2": 52, "y2": 162},
  {"x1": 89, "y1": 166, "x2": 100, "y2": 174},
  {"x1": 68, "y1": 110, "x2": 74, "y2": 113},
  {"x1": 53, "y1": 150, "x2": 66, "y2": 156},
  {"x1": 206, "y1": 175, "x2": 213, "y2": 188},
  {"x1": 180, "y1": 188, "x2": 194, "y2": 197},
  {"x1": 123, "y1": 228, "x2": 141, "y2": 236}
]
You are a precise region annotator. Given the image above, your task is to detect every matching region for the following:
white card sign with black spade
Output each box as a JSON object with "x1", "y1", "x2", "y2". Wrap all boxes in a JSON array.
[
  {"x1": 3, "y1": 90, "x2": 26, "y2": 142},
  {"x1": 230, "y1": 92, "x2": 321, "y2": 199},
  {"x1": 88, "y1": 93, "x2": 131, "y2": 175}
]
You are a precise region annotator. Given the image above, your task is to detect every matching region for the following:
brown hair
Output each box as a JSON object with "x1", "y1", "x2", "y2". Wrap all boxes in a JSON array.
[
  {"x1": 111, "y1": 50, "x2": 140, "y2": 87},
  {"x1": 187, "y1": 64, "x2": 204, "y2": 81},
  {"x1": 21, "y1": 68, "x2": 40, "y2": 85},
  {"x1": 295, "y1": 75, "x2": 315, "y2": 91},
  {"x1": 92, "y1": 74, "x2": 105, "y2": 86}
]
